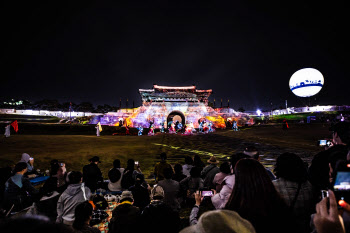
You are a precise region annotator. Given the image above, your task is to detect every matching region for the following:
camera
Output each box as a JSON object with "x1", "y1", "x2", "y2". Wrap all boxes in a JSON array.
[
  {"x1": 319, "y1": 139, "x2": 332, "y2": 147},
  {"x1": 333, "y1": 161, "x2": 350, "y2": 207},
  {"x1": 201, "y1": 190, "x2": 213, "y2": 197}
]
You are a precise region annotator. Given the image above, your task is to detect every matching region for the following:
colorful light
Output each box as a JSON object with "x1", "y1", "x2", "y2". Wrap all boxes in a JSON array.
[{"x1": 339, "y1": 200, "x2": 346, "y2": 207}]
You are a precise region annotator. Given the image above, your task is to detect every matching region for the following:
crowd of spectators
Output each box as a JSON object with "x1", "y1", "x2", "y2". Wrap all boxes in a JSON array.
[{"x1": 0, "y1": 121, "x2": 349, "y2": 233}]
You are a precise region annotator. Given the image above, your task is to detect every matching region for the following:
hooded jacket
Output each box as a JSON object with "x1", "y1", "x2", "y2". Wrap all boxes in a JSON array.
[
  {"x1": 19, "y1": 153, "x2": 34, "y2": 173},
  {"x1": 56, "y1": 183, "x2": 91, "y2": 225},
  {"x1": 211, "y1": 174, "x2": 235, "y2": 209}
]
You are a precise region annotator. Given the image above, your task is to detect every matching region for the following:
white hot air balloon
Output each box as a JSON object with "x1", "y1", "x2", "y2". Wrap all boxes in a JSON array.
[{"x1": 289, "y1": 68, "x2": 324, "y2": 97}]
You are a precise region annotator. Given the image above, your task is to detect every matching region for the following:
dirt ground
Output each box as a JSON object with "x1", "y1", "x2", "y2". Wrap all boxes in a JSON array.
[{"x1": 0, "y1": 122, "x2": 332, "y2": 181}]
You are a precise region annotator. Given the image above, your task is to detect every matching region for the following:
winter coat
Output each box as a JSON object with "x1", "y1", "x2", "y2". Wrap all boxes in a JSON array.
[
  {"x1": 212, "y1": 172, "x2": 230, "y2": 193},
  {"x1": 56, "y1": 183, "x2": 91, "y2": 225},
  {"x1": 211, "y1": 174, "x2": 235, "y2": 209},
  {"x1": 3, "y1": 174, "x2": 39, "y2": 212},
  {"x1": 19, "y1": 153, "x2": 35, "y2": 174}
]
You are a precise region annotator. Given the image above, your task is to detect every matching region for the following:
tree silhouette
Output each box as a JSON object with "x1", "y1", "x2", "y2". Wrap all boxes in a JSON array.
[
  {"x1": 237, "y1": 107, "x2": 245, "y2": 112},
  {"x1": 76, "y1": 102, "x2": 95, "y2": 112}
]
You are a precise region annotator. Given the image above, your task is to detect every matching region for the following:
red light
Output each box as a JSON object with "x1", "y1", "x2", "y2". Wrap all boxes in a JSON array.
[
  {"x1": 347, "y1": 164, "x2": 350, "y2": 168},
  {"x1": 339, "y1": 200, "x2": 346, "y2": 207}
]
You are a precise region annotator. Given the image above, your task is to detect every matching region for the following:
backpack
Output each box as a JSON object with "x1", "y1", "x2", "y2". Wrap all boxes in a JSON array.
[
  {"x1": 121, "y1": 170, "x2": 135, "y2": 190},
  {"x1": 108, "y1": 168, "x2": 121, "y2": 183}
]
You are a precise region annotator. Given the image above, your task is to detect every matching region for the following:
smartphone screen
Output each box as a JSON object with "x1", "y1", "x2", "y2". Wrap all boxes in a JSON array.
[
  {"x1": 334, "y1": 171, "x2": 350, "y2": 191},
  {"x1": 334, "y1": 170, "x2": 350, "y2": 207},
  {"x1": 319, "y1": 140, "x2": 327, "y2": 146},
  {"x1": 201, "y1": 191, "x2": 213, "y2": 197},
  {"x1": 135, "y1": 161, "x2": 139, "y2": 165}
]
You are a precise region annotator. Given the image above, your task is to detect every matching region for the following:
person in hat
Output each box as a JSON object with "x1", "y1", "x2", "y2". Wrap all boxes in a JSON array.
[
  {"x1": 180, "y1": 208, "x2": 256, "y2": 233},
  {"x1": 83, "y1": 156, "x2": 103, "y2": 192},
  {"x1": 200, "y1": 156, "x2": 220, "y2": 189},
  {"x1": 108, "y1": 191, "x2": 141, "y2": 233},
  {"x1": 141, "y1": 185, "x2": 181, "y2": 233},
  {"x1": 183, "y1": 191, "x2": 255, "y2": 233}
]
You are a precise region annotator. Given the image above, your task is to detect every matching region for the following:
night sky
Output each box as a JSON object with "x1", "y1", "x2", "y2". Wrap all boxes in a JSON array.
[{"x1": 1, "y1": 1, "x2": 349, "y2": 111}]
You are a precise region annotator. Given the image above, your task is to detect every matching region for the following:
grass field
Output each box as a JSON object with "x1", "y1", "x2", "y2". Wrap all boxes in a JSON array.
[{"x1": 0, "y1": 122, "x2": 332, "y2": 185}]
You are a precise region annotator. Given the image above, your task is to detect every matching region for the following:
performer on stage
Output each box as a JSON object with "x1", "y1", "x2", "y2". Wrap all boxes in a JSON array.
[
  {"x1": 203, "y1": 121, "x2": 209, "y2": 133},
  {"x1": 177, "y1": 122, "x2": 182, "y2": 133},
  {"x1": 95, "y1": 124, "x2": 101, "y2": 137},
  {"x1": 125, "y1": 125, "x2": 130, "y2": 135},
  {"x1": 4, "y1": 124, "x2": 10, "y2": 138},
  {"x1": 208, "y1": 121, "x2": 213, "y2": 133},
  {"x1": 148, "y1": 125, "x2": 155, "y2": 136},
  {"x1": 160, "y1": 121, "x2": 165, "y2": 133},
  {"x1": 138, "y1": 125, "x2": 143, "y2": 136},
  {"x1": 232, "y1": 120, "x2": 238, "y2": 131},
  {"x1": 175, "y1": 121, "x2": 179, "y2": 132},
  {"x1": 169, "y1": 121, "x2": 175, "y2": 134},
  {"x1": 198, "y1": 120, "x2": 204, "y2": 133}
]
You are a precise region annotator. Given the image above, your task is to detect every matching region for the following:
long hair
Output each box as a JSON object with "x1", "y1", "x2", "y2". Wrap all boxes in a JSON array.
[
  {"x1": 73, "y1": 201, "x2": 93, "y2": 230},
  {"x1": 225, "y1": 159, "x2": 292, "y2": 232}
]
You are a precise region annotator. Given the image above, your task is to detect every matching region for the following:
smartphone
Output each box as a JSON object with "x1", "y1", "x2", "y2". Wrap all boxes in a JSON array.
[
  {"x1": 29, "y1": 157, "x2": 34, "y2": 160},
  {"x1": 333, "y1": 161, "x2": 350, "y2": 207},
  {"x1": 201, "y1": 190, "x2": 213, "y2": 197},
  {"x1": 60, "y1": 163, "x2": 64, "y2": 166},
  {"x1": 319, "y1": 140, "x2": 332, "y2": 147},
  {"x1": 321, "y1": 190, "x2": 329, "y2": 199},
  {"x1": 135, "y1": 161, "x2": 139, "y2": 165}
]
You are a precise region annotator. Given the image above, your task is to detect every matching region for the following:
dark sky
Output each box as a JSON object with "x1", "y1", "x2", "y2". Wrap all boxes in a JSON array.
[{"x1": 1, "y1": 1, "x2": 349, "y2": 111}]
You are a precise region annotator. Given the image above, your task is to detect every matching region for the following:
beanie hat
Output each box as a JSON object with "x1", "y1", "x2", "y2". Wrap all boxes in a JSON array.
[{"x1": 120, "y1": 191, "x2": 133, "y2": 202}]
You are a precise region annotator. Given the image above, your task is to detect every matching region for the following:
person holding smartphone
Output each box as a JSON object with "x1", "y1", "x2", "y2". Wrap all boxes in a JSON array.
[
  {"x1": 19, "y1": 153, "x2": 36, "y2": 177},
  {"x1": 309, "y1": 122, "x2": 350, "y2": 194},
  {"x1": 312, "y1": 190, "x2": 345, "y2": 233}
]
